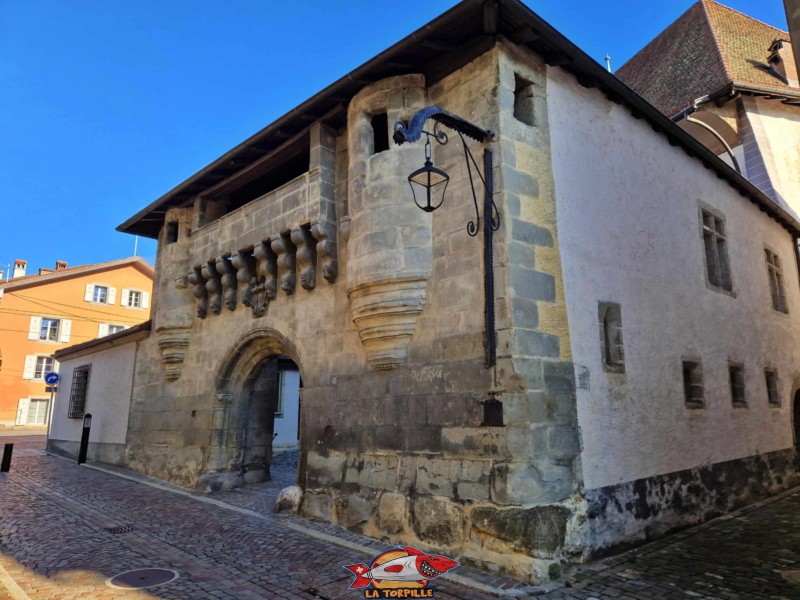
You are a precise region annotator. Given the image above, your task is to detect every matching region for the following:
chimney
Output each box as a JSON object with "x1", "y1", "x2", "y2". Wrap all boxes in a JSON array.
[
  {"x1": 784, "y1": 0, "x2": 800, "y2": 87},
  {"x1": 13, "y1": 260, "x2": 27, "y2": 279},
  {"x1": 55, "y1": 260, "x2": 67, "y2": 270}
]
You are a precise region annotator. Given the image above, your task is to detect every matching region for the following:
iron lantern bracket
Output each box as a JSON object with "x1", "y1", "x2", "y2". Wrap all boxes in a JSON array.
[{"x1": 393, "y1": 105, "x2": 499, "y2": 369}]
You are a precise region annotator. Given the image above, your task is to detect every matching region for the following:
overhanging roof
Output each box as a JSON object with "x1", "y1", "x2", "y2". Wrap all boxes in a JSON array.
[
  {"x1": 118, "y1": 0, "x2": 800, "y2": 238},
  {"x1": 0, "y1": 257, "x2": 154, "y2": 293}
]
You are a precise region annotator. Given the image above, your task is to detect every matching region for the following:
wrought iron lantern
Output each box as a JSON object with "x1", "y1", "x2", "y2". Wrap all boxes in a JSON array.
[
  {"x1": 408, "y1": 137, "x2": 449, "y2": 213},
  {"x1": 393, "y1": 105, "x2": 501, "y2": 368}
]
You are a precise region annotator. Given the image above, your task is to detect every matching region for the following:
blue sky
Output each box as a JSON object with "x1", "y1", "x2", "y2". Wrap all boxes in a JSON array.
[{"x1": 0, "y1": 0, "x2": 788, "y2": 276}]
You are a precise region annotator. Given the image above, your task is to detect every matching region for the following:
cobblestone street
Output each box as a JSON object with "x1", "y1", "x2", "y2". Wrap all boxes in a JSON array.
[{"x1": 1, "y1": 433, "x2": 800, "y2": 599}]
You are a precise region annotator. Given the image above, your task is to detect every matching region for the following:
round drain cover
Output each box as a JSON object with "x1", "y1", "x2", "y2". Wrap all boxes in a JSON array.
[{"x1": 106, "y1": 568, "x2": 179, "y2": 590}]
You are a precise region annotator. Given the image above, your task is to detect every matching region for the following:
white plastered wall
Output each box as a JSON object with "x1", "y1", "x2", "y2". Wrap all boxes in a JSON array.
[
  {"x1": 748, "y1": 97, "x2": 800, "y2": 215},
  {"x1": 49, "y1": 342, "x2": 136, "y2": 446},
  {"x1": 547, "y1": 66, "x2": 800, "y2": 490}
]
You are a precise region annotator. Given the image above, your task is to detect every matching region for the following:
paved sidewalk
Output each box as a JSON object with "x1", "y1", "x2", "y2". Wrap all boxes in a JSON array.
[{"x1": 2, "y1": 434, "x2": 800, "y2": 599}]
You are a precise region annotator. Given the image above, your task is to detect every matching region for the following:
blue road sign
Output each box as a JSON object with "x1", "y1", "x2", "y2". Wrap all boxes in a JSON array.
[{"x1": 44, "y1": 372, "x2": 60, "y2": 386}]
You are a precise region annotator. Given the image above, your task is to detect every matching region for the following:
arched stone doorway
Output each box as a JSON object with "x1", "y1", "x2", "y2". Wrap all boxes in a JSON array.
[{"x1": 200, "y1": 330, "x2": 303, "y2": 492}]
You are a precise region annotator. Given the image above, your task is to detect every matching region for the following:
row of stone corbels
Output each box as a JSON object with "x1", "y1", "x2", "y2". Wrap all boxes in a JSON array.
[{"x1": 187, "y1": 221, "x2": 337, "y2": 318}]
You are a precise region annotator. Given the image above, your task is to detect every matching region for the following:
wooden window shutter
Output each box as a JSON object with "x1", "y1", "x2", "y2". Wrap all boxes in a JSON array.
[
  {"x1": 84, "y1": 284, "x2": 94, "y2": 302},
  {"x1": 142, "y1": 291, "x2": 150, "y2": 309},
  {"x1": 28, "y1": 317, "x2": 42, "y2": 340},
  {"x1": 22, "y1": 355, "x2": 36, "y2": 379},
  {"x1": 121, "y1": 288, "x2": 130, "y2": 307},
  {"x1": 98, "y1": 323, "x2": 109, "y2": 338},
  {"x1": 16, "y1": 399, "x2": 30, "y2": 425},
  {"x1": 108, "y1": 287, "x2": 117, "y2": 304},
  {"x1": 59, "y1": 320, "x2": 72, "y2": 343}
]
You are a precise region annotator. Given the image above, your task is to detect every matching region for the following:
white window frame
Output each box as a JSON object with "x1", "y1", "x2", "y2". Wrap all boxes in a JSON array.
[
  {"x1": 40, "y1": 318, "x2": 60, "y2": 341},
  {"x1": 85, "y1": 283, "x2": 116, "y2": 305},
  {"x1": 122, "y1": 288, "x2": 149, "y2": 310},
  {"x1": 33, "y1": 356, "x2": 55, "y2": 380}
]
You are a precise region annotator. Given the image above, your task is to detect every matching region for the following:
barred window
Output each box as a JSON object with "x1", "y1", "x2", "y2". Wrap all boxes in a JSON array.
[
  {"x1": 765, "y1": 249, "x2": 788, "y2": 313},
  {"x1": 67, "y1": 365, "x2": 91, "y2": 419}
]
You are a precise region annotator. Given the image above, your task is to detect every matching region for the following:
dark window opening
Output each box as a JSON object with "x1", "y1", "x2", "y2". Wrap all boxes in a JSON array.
[
  {"x1": 683, "y1": 360, "x2": 704, "y2": 408},
  {"x1": 225, "y1": 148, "x2": 310, "y2": 213},
  {"x1": 729, "y1": 364, "x2": 746, "y2": 406},
  {"x1": 766, "y1": 369, "x2": 780, "y2": 406},
  {"x1": 701, "y1": 209, "x2": 732, "y2": 292},
  {"x1": 765, "y1": 248, "x2": 788, "y2": 313},
  {"x1": 513, "y1": 74, "x2": 535, "y2": 126},
  {"x1": 166, "y1": 222, "x2": 179, "y2": 244},
  {"x1": 599, "y1": 302, "x2": 624, "y2": 372},
  {"x1": 371, "y1": 112, "x2": 390, "y2": 154}
]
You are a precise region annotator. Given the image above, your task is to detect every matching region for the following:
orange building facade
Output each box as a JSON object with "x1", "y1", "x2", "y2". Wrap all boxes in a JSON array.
[{"x1": 0, "y1": 257, "x2": 153, "y2": 426}]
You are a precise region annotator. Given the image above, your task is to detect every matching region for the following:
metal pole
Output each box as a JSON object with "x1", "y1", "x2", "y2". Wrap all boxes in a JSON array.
[
  {"x1": 1, "y1": 444, "x2": 12, "y2": 472},
  {"x1": 483, "y1": 148, "x2": 496, "y2": 368},
  {"x1": 77, "y1": 413, "x2": 92, "y2": 465}
]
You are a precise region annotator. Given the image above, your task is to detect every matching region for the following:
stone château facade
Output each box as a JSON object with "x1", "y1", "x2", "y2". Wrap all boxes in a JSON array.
[{"x1": 109, "y1": 0, "x2": 800, "y2": 581}]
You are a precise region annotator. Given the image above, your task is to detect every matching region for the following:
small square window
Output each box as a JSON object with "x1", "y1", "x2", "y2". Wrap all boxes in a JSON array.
[
  {"x1": 34, "y1": 357, "x2": 55, "y2": 380},
  {"x1": 40, "y1": 318, "x2": 60, "y2": 341},
  {"x1": 701, "y1": 208, "x2": 732, "y2": 292},
  {"x1": 683, "y1": 360, "x2": 704, "y2": 408},
  {"x1": 93, "y1": 285, "x2": 108, "y2": 303},
  {"x1": 765, "y1": 369, "x2": 780, "y2": 406},
  {"x1": 108, "y1": 324, "x2": 125, "y2": 335},
  {"x1": 513, "y1": 74, "x2": 535, "y2": 126},
  {"x1": 127, "y1": 291, "x2": 142, "y2": 308},
  {"x1": 729, "y1": 364, "x2": 746, "y2": 406}
]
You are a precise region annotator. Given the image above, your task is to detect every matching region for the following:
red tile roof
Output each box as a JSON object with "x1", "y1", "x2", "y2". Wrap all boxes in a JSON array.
[{"x1": 617, "y1": 0, "x2": 794, "y2": 117}]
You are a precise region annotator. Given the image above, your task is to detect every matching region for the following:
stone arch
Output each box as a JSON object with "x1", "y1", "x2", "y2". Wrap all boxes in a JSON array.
[
  {"x1": 198, "y1": 328, "x2": 304, "y2": 492},
  {"x1": 791, "y1": 377, "x2": 800, "y2": 448}
]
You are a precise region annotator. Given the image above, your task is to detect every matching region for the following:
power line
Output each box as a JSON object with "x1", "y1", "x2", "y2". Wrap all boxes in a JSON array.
[
  {"x1": 0, "y1": 307, "x2": 143, "y2": 325},
  {"x1": 7, "y1": 292, "x2": 150, "y2": 321},
  {"x1": 0, "y1": 327, "x2": 96, "y2": 339},
  {"x1": 5, "y1": 295, "x2": 146, "y2": 325}
]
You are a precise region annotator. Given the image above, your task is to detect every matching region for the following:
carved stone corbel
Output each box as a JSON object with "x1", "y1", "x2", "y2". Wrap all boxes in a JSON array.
[
  {"x1": 188, "y1": 265, "x2": 208, "y2": 319},
  {"x1": 271, "y1": 233, "x2": 297, "y2": 295},
  {"x1": 254, "y1": 241, "x2": 278, "y2": 300},
  {"x1": 291, "y1": 225, "x2": 317, "y2": 290},
  {"x1": 156, "y1": 326, "x2": 192, "y2": 381},
  {"x1": 202, "y1": 260, "x2": 222, "y2": 315},
  {"x1": 216, "y1": 254, "x2": 238, "y2": 311},
  {"x1": 311, "y1": 221, "x2": 338, "y2": 284},
  {"x1": 232, "y1": 250, "x2": 256, "y2": 307}
]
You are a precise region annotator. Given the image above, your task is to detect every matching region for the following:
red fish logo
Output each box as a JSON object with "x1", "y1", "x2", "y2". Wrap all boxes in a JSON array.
[{"x1": 343, "y1": 546, "x2": 459, "y2": 592}]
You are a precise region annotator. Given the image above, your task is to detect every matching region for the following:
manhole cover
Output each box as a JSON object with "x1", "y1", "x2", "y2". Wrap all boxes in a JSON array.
[{"x1": 106, "y1": 568, "x2": 179, "y2": 590}]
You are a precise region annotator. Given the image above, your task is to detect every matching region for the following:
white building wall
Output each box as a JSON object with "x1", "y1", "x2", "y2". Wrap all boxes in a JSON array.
[
  {"x1": 49, "y1": 342, "x2": 136, "y2": 450},
  {"x1": 749, "y1": 98, "x2": 800, "y2": 216},
  {"x1": 547, "y1": 67, "x2": 800, "y2": 491}
]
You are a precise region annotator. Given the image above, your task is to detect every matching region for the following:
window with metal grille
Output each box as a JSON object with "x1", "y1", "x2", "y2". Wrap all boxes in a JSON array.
[
  {"x1": 729, "y1": 363, "x2": 746, "y2": 406},
  {"x1": 683, "y1": 360, "x2": 704, "y2": 408},
  {"x1": 701, "y1": 209, "x2": 732, "y2": 291},
  {"x1": 765, "y1": 369, "x2": 780, "y2": 406},
  {"x1": 67, "y1": 365, "x2": 91, "y2": 419},
  {"x1": 765, "y1": 248, "x2": 788, "y2": 313}
]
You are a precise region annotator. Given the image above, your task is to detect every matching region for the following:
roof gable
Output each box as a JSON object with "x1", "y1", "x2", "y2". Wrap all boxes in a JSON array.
[
  {"x1": 617, "y1": 0, "x2": 794, "y2": 117},
  {"x1": 0, "y1": 257, "x2": 154, "y2": 293}
]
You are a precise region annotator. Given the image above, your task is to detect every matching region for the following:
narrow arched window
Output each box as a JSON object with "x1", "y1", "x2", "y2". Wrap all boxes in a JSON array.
[{"x1": 599, "y1": 302, "x2": 624, "y2": 373}]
